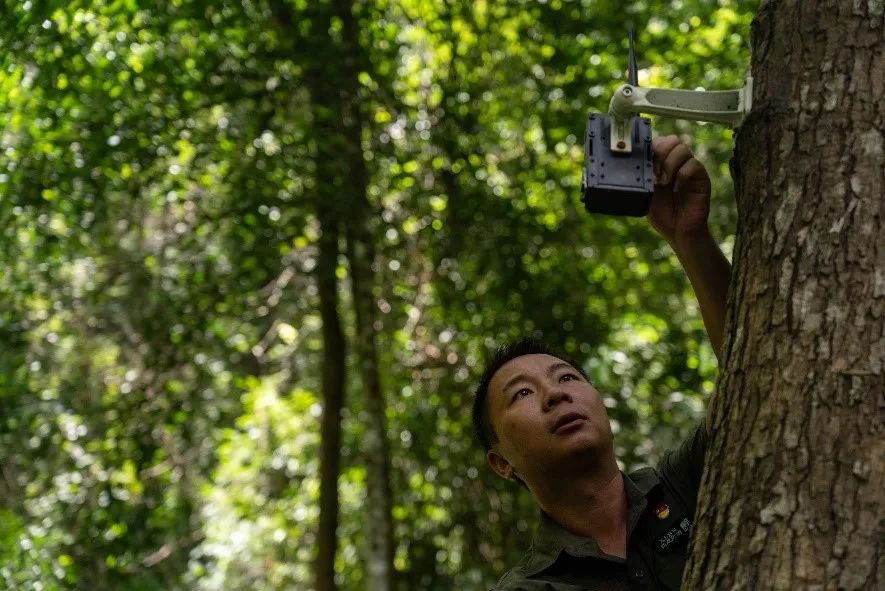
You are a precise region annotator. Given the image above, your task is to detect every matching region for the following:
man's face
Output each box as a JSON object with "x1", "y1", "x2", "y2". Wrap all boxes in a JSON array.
[{"x1": 486, "y1": 354, "x2": 614, "y2": 483}]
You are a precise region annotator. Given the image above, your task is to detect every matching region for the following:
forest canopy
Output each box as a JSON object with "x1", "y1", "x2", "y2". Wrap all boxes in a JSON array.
[{"x1": 0, "y1": 1, "x2": 757, "y2": 589}]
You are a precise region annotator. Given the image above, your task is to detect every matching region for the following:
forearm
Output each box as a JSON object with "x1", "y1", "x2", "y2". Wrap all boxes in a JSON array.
[{"x1": 670, "y1": 231, "x2": 732, "y2": 364}]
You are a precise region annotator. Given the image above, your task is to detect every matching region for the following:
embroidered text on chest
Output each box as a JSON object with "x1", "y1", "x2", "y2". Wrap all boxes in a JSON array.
[{"x1": 656, "y1": 517, "x2": 691, "y2": 551}]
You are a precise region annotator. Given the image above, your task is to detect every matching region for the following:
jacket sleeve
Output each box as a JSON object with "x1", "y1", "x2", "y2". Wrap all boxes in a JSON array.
[{"x1": 657, "y1": 422, "x2": 708, "y2": 507}]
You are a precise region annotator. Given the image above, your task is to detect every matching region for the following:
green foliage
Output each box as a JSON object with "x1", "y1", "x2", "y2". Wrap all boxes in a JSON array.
[{"x1": 1, "y1": 0, "x2": 757, "y2": 589}]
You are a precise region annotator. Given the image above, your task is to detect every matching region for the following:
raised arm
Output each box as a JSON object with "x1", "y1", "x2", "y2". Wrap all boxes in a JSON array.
[{"x1": 647, "y1": 135, "x2": 732, "y2": 365}]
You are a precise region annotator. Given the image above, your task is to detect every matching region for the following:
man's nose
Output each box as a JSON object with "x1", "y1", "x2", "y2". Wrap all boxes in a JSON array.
[{"x1": 542, "y1": 388, "x2": 571, "y2": 411}]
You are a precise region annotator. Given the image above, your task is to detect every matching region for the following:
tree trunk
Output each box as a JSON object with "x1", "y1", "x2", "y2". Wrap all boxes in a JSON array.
[
  {"x1": 290, "y1": 1, "x2": 349, "y2": 588},
  {"x1": 313, "y1": 203, "x2": 347, "y2": 591},
  {"x1": 684, "y1": 2, "x2": 884, "y2": 589},
  {"x1": 344, "y1": 188, "x2": 396, "y2": 591},
  {"x1": 299, "y1": 0, "x2": 395, "y2": 587},
  {"x1": 336, "y1": 1, "x2": 397, "y2": 589}
]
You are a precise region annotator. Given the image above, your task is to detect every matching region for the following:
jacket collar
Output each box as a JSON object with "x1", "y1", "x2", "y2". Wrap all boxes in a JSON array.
[{"x1": 519, "y1": 467, "x2": 660, "y2": 577}]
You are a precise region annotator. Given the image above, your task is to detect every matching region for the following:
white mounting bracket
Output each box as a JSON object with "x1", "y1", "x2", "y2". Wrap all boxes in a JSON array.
[{"x1": 607, "y1": 73, "x2": 753, "y2": 154}]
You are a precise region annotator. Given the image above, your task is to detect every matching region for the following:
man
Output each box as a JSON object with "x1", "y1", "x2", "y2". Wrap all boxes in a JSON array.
[{"x1": 472, "y1": 135, "x2": 733, "y2": 590}]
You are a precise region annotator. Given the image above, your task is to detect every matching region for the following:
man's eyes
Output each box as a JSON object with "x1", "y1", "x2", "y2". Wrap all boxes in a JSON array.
[
  {"x1": 512, "y1": 388, "x2": 532, "y2": 401},
  {"x1": 511, "y1": 374, "x2": 580, "y2": 401}
]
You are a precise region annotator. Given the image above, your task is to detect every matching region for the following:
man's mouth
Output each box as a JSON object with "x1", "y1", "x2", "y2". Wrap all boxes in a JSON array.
[{"x1": 552, "y1": 412, "x2": 587, "y2": 433}]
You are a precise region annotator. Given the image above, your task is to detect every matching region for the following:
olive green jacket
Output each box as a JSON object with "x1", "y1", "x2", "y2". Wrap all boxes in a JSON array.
[{"x1": 492, "y1": 424, "x2": 708, "y2": 591}]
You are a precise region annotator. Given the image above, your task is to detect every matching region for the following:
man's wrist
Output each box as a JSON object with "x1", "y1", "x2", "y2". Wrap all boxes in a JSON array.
[{"x1": 668, "y1": 227, "x2": 717, "y2": 259}]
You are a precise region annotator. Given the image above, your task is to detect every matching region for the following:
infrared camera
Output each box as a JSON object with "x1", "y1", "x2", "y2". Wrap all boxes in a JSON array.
[
  {"x1": 581, "y1": 31, "x2": 752, "y2": 217},
  {"x1": 581, "y1": 113, "x2": 654, "y2": 217}
]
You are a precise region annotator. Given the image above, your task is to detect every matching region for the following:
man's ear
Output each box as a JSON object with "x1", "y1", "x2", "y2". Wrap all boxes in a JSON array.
[{"x1": 487, "y1": 448, "x2": 515, "y2": 480}]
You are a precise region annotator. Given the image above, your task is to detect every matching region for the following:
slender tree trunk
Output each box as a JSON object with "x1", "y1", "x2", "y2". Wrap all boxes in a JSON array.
[
  {"x1": 344, "y1": 187, "x2": 396, "y2": 591},
  {"x1": 299, "y1": 0, "x2": 396, "y2": 587},
  {"x1": 313, "y1": 203, "x2": 347, "y2": 591},
  {"x1": 287, "y1": 1, "x2": 350, "y2": 588},
  {"x1": 685, "y1": 2, "x2": 884, "y2": 589},
  {"x1": 335, "y1": 2, "x2": 396, "y2": 589}
]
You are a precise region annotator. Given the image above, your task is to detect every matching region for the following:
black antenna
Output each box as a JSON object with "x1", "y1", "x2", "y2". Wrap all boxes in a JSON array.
[{"x1": 628, "y1": 30, "x2": 638, "y2": 86}]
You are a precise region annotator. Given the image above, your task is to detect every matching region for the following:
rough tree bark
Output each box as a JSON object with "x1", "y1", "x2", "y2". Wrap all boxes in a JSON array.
[{"x1": 684, "y1": 2, "x2": 883, "y2": 590}]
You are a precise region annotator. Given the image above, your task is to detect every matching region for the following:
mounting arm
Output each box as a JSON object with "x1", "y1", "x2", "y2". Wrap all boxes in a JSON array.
[{"x1": 607, "y1": 75, "x2": 753, "y2": 153}]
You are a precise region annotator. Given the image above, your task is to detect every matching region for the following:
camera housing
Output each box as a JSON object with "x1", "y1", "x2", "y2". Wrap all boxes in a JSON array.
[{"x1": 581, "y1": 114, "x2": 654, "y2": 217}]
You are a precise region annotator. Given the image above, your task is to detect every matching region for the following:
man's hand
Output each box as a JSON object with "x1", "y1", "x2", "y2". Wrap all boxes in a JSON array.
[{"x1": 647, "y1": 134, "x2": 712, "y2": 248}]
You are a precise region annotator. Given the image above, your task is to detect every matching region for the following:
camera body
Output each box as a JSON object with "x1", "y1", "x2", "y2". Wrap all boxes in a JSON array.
[{"x1": 581, "y1": 114, "x2": 654, "y2": 217}]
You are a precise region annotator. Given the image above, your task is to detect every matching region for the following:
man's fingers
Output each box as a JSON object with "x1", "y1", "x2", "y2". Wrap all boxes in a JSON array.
[
  {"x1": 673, "y1": 157, "x2": 705, "y2": 192},
  {"x1": 659, "y1": 143, "x2": 693, "y2": 185},
  {"x1": 652, "y1": 135, "x2": 681, "y2": 176}
]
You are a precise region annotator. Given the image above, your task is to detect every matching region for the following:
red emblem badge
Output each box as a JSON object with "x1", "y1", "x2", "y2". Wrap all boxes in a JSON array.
[{"x1": 654, "y1": 503, "x2": 670, "y2": 519}]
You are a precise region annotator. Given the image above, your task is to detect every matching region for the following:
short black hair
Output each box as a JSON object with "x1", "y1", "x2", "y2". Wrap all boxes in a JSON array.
[{"x1": 472, "y1": 337, "x2": 587, "y2": 452}]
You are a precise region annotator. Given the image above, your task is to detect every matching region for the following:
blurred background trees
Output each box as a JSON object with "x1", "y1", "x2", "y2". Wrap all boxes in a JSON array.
[{"x1": 0, "y1": 1, "x2": 756, "y2": 589}]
